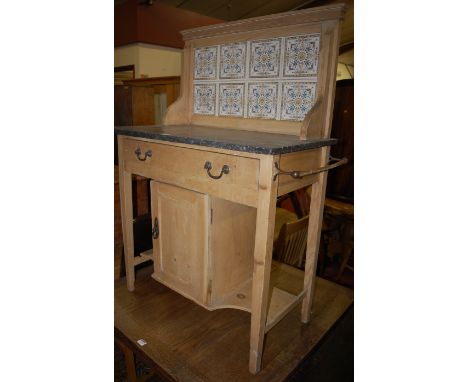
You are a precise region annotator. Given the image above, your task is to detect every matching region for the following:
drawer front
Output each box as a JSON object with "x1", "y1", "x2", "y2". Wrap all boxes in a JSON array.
[
  {"x1": 121, "y1": 137, "x2": 260, "y2": 207},
  {"x1": 121, "y1": 137, "x2": 158, "y2": 178},
  {"x1": 277, "y1": 148, "x2": 322, "y2": 196}
]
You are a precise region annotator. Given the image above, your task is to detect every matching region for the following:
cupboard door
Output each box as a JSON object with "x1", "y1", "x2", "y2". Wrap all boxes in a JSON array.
[{"x1": 150, "y1": 181, "x2": 209, "y2": 305}]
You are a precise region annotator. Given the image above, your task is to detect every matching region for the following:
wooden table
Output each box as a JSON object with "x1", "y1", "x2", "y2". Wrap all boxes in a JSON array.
[
  {"x1": 116, "y1": 4, "x2": 348, "y2": 374},
  {"x1": 115, "y1": 265, "x2": 353, "y2": 382}
]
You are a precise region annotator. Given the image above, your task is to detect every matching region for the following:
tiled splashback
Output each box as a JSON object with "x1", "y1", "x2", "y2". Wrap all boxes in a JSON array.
[{"x1": 193, "y1": 34, "x2": 320, "y2": 121}]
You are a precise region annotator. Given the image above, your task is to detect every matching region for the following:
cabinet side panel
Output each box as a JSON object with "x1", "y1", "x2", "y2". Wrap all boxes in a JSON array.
[{"x1": 210, "y1": 198, "x2": 257, "y2": 306}]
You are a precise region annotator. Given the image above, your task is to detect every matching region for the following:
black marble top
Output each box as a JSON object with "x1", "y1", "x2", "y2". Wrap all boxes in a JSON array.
[{"x1": 114, "y1": 125, "x2": 336, "y2": 155}]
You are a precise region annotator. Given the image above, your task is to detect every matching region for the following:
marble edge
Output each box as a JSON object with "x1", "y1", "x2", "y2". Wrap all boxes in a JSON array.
[{"x1": 114, "y1": 127, "x2": 336, "y2": 155}]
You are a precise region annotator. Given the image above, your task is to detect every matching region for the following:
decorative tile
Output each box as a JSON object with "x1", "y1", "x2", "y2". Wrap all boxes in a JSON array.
[
  {"x1": 284, "y1": 34, "x2": 320, "y2": 77},
  {"x1": 281, "y1": 82, "x2": 316, "y2": 121},
  {"x1": 194, "y1": 46, "x2": 217, "y2": 80},
  {"x1": 193, "y1": 84, "x2": 216, "y2": 115},
  {"x1": 220, "y1": 43, "x2": 246, "y2": 79},
  {"x1": 219, "y1": 84, "x2": 244, "y2": 117},
  {"x1": 247, "y1": 83, "x2": 278, "y2": 119},
  {"x1": 250, "y1": 39, "x2": 281, "y2": 78}
]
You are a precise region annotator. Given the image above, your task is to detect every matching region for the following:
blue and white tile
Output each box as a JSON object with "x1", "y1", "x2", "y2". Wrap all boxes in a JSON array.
[
  {"x1": 194, "y1": 46, "x2": 217, "y2": 80},
  {"x1": 247, "y1": 82, "x2": 278, "y2": 119},
  {"x1": 284, "y1": 34, "x2": 320, "y2": 77},
  {"x1": 193, "y1": 84, "x2": 216, "y2": 115},
  {"x1": 219, "y1": 84, "x2": 244, "y2": 117},
  {"x1": 249, "y1": 39, "x2": 281, "y2": 78},
  {"x1": 281, "y1": 82, "x2": 316, "y2": 121},
  {"x1": 220, "y1": 43, "x2": 246, "y2": 79}
]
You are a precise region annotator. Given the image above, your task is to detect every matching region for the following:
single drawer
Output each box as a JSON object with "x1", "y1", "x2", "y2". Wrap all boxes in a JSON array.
[
  {"x1": 121, "y1": 137, "x2": 260, "y2": 207},
  {"x1": 121, "y1": 137, "x2": 158, "y2": 178},
  {"x1": 277, "y1": 148, "x2": 322, "y2": 196}
]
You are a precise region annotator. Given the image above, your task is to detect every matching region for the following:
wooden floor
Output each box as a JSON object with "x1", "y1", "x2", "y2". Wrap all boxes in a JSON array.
[{"x1": 115, "y1": 263, "x2": 353, "y2": 382}]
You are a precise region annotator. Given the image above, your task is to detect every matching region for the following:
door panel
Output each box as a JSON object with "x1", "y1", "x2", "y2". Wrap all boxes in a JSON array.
[{"x1": 150, "y1": 181, "x2": 209, "y2": 305}]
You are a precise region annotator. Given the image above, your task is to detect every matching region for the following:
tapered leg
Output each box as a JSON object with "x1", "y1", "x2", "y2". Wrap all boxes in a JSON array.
[
  {"x1": 249, "y1": 156, "x2": 278, "y2": 374},
  {"x1": 301, "y1": 166, "x2": 328, "y2": 323},
  {"x1": 118, "y1": 135, "x2": 135, "y2": 291}
]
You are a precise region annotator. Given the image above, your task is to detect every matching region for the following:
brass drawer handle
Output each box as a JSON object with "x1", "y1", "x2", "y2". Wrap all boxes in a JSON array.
[
  {"x1": 134, "y1": 147, "x2": 152, "y2": 161},
  {"x1": 273, "y1": 157, "x2": 348, "y2": 180},
  {"x1": 152, "y1": 217, "x2": 159, "y2": 240},
  {"x1": 204, "y1": 161, "x2": 230, "y2": 180}
]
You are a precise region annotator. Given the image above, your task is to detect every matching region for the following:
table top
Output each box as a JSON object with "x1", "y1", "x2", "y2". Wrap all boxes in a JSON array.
[
  {"x1": 115, "y1": 264, "x2": 353, "y2": 382},
  {"x1": 115, "y1": 124, "x2": 336, "y2": 155}
]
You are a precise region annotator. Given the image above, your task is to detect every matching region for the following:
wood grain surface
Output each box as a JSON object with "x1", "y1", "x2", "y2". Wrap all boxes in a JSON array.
[{"x1": 115, "y1": 266, "x2": 353, "y2": 382}]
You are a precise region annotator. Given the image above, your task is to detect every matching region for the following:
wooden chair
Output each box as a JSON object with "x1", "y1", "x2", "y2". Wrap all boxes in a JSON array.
[
  {"x1": 274, "y1": 207, "x2": 298, "y2": 242},
  {"x1": 273, "y1": 215, "x2": 309, "y2": 269},
  {"x1": 318, "y1": 197, "x2": 354, "y2": 284}
]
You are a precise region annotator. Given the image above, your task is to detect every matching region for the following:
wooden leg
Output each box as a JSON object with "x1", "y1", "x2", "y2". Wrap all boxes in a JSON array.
[
  {"x1": 115, "y1": 337, "x2": 138, "y2": 382},
  {"x1": 118, "y1": 135, "x2": 135, "y2": 291},
  {"x1": 301, "y1": 153, "x2": 329, "y2": 323},
  {"x1": 249, "y1": 156, "x2": 278, "y2": 374}
]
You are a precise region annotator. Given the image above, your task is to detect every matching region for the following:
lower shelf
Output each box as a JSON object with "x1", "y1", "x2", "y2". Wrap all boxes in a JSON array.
[
  {"x1": 213, "y1": 261, "x2": 305, "y2": 331},
  {"x1": 266, "y1": 286, "x2": 305, "y2": 332},
  {"x1": 135, "y1": 249, "x2": 306, "y2": 332},
  {"x1": 133, "y1": 248, "x2": 154, "y2": 266}
]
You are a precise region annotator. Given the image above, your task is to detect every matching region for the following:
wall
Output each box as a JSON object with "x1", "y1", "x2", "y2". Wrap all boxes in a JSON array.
[
  {"x1": 114, "y1": 0, "x2": 221, "y2": 78},
  {"x1": 114, "y1": 43, "x2": 182, "y2": 78},
  {"x1": 114, "y1": 44, "x2": 139, "y2": 73},
  {"x1": 115, "y1": 0, "x2": 223, "y2": 49},
  {"x1": 138, "y1": 44, "x2": 181, "y2": 78}
]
